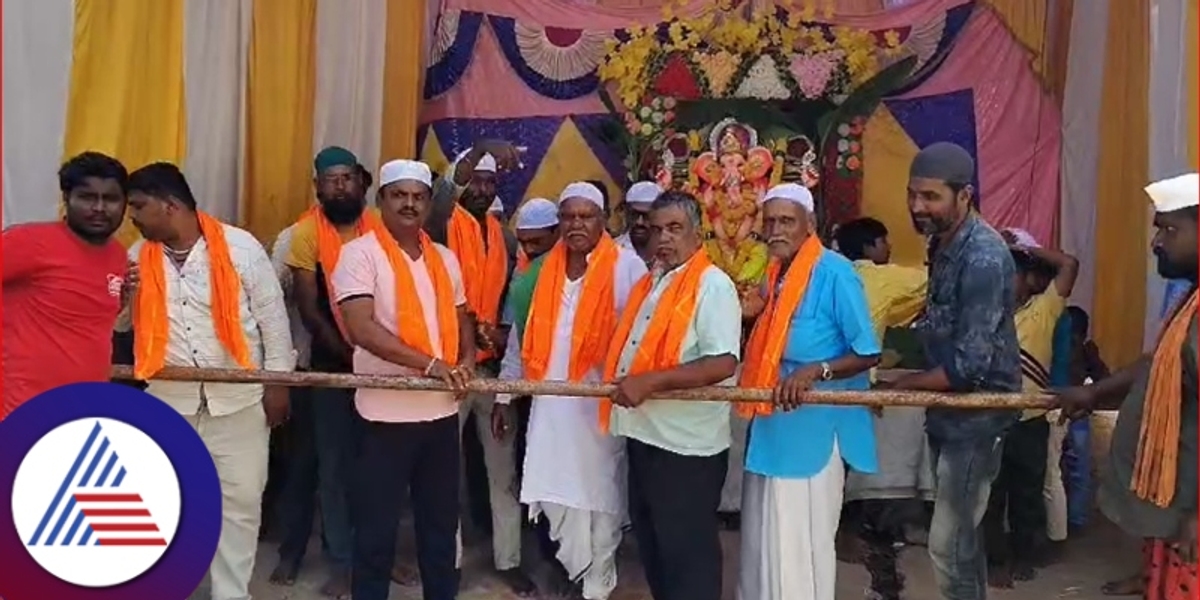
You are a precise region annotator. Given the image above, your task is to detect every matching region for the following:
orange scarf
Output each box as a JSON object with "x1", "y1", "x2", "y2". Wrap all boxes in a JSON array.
[
  {"x1": 1131, "y1": 289, "x2": 1198, "y2": 507},
  {"x1": 598, "y1": 251, "x2": 713, "y2": 432},
  {"x1": 521, "y1": 235, "x2": 620, "y2": 382},
  {"x1": 447, "y1": 206, "x2": 508, "y2": 325},
  {"x1": 737, "y1": 234, "x2": 825, "y2": 418},
  {"x1": 133, "y1": 212, "x2": 252, "y2": 379},
  {"x1": 376, "y1": 229, "x2": 461, "y2": 361},
  {"x1": 516, "y1": 248, "x2": 530, "y2": 274},
  {"x1": 302, "y1": 206, "x2": 385, "y2": 339}
]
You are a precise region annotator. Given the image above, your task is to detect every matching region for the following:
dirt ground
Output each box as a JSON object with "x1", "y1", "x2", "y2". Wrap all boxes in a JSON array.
[{"x1": 203, "y1": 511, "x2": 1137, "y2": 600}]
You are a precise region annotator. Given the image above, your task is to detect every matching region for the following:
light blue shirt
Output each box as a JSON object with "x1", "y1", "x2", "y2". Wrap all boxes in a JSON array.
[
  {"x1": 610, "y1": 264, "x2": 743, "y2": 456},
  {"x1": 745, "y1": 250, "x2": 881, "y2": 479}
]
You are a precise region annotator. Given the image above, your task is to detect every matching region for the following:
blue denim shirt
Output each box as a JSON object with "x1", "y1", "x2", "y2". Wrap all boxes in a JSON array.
[
  {"x1": 745, "y1": 251, "x2": 882, "y2": 479},
  {"x1": 919, "y1": 213, "x2": 1021, "y2": 442}
]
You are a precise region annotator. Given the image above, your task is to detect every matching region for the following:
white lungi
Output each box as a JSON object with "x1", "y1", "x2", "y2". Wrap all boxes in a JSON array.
[
  {"x1": 187, "y1": 403, "x2": 269, "y2": 600},
  {"x1": 738, "y1": 444, "x2": 844, "y2": 600},
  {"x1": 1044, "y1": 413, "x2": 1069, "y2": 541},
  {"x1": 535, "y1": 502, "x2": 623, "y2": 600}
]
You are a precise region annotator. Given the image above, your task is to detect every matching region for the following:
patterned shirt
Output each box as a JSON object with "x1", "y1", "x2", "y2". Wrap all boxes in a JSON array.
[{"x1": 919, "y1": 213, "x2": 1021, "y2": 442}]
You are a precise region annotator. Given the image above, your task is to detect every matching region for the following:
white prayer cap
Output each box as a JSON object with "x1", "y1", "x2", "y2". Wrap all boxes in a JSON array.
[
  {"x1": 762, "y1": 183, "x2": 814, "y2": 212},
  {"x1": 488, "y1": 196, "x2": 504, "y2": 214},
  {"x1": 1146, "y1": 173, "x2": 1199, "y2": 213},
  {"x1": 452, "y1": 149, "x2": 497, "y2": 173},
  {"x1": 379, "y1": 159, "x2": 432, "y2": 188},
  {"x1": 559, "y1": 181, "x2": 605, "y2": 210},
  {"x1": 1003, "y1": 227, "x2": 1041, "y2": 248},
  {"x1": 625, "y1": 181, "x2": 662, "y2": 206},
  {"x1": 515, "y1": 198, "x2": 559, "y2": 230}
]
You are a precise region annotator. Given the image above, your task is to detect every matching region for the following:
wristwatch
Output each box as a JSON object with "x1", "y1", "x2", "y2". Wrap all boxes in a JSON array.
[{"x1": 819, "y1": 361, "x2": 834, "y2": 381}]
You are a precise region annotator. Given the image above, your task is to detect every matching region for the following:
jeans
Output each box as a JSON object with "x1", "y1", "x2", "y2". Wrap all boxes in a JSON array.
[
  {"x1": 928, "y1": 434, "x2": 1004, "y2": 600},
  {"x1": 276, "y1": 386, "x2": 360, "y2": 570},
  {"x1": 1064, "y1": 418, "x2": 1092, "y2": 528}
]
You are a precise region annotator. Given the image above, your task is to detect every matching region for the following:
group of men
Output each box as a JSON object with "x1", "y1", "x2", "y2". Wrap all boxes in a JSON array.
[{"x1": 2, "y1": 138, "x2": 1197, "y2": 600}]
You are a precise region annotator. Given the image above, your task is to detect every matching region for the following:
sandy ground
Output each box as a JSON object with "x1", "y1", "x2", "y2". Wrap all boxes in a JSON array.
[{"x1": 188, "y1": 513, "x2": 1139, "y2": 600}]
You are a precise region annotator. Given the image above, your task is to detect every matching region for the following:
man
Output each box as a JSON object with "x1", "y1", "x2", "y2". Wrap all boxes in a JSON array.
[
  {"x1": 425, "y1": 145, "x2": 532, "y2": 592},
  {"x1": 1057, "y1": 173, "x2": 1198, "y2": 600},
  {"x1": 2, "y1": 152, "x2": 131, "y2": 419},
  {"x1": 835, "y1": 216, "x2": 930, "y2": 600},
  {"x1": 737, "y1": 183, "x2": 881, "y2": 600},
  {"x1": 331, "y1": 159, "x2": 474, "y2": 600},
  {"x1": 982, "y1": 237, "x2": 1077, "y2": 587},
  {"x1": 604, "y1": 191, "x2": 741, "y2": 600},
  {"x1": 493, "y1": 181, "x2": 648, "y2": 600},
  {"x1": 271, "y1": 147, "x2": 375, "y2": 594},
  {"x1": 614, "y1": 180, "x2": 661, "y2": 266},
  {"x1": 512, "y1": 197, "x2": 560, "y2": 275},
  {"x1": 118, "y1": 162, "x2": 294, "y2": 600},
  {"x1": 887, "y1": 142, "x2": 1021, "y2": 600}
]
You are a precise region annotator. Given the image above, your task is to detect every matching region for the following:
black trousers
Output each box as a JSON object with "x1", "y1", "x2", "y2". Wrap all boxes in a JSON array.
[
  {"x1": 352, "y1": 415, "x2": 460, "y2": 600},
  {"x1": 627, "y1": 438, "x2": 728, "y2": 600},
  {"x1": 852, "y1": 498, "x2": 924, "y2": 599},
  {"x1": 983, "y1": 417, "x2": 1049, "y2": 566}
]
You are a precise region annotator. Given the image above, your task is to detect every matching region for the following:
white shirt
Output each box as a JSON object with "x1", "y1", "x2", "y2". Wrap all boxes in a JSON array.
[
  {"x1": 498, "y1": 248, "x2": 647, "y2": 515},
  {"x1": 271, "y1": 225, "x2": 311, "y2": 369},
  {"x1": 117, "y1": 224, "x2": 296, "y2": 416}
]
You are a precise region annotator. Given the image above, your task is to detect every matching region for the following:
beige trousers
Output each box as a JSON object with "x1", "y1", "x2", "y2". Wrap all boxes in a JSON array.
[
  {"x1": 1044, "y1": 417, "x2": 1069, "y2": 542},
  {"x1": 458, "y1": 371, "x2": 522, "y2": 570},
  {"x1": 187, "y1": 402, "x2": 270, "y2": 600}
]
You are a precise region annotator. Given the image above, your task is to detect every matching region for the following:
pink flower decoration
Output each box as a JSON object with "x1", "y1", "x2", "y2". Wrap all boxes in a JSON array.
[{"x1": 789, "y1": 54, "x2": 838, "y2": 100}]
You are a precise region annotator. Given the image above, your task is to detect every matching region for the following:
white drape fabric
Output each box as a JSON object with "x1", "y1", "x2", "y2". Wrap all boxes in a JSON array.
[
  {"x1": 1142, "y1": 0, "x2": 1193, "y2": 348},
  {"x1": 2, "y1": 1, "x2": 75, "y2": 227},
  {"x1": 1057, "y1": 0, "x2": 1111, "y2": 316},
  {"x1": 184, "y1": 0, "x2": 251, "y2": 223},
  {"x1": 312, "y1": 0, "x2": 389, "y2": 176}
]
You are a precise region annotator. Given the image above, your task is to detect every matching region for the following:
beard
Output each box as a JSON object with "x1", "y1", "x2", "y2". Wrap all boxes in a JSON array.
[
  {"x1": 910, "y1": 213, "x2": 955, "y2": 236},
  {"x1": 321, "y1": 198, "x2": 365, "y2": 225},
  {"x1": 1155, "y1": 249, "x2": 1197, "y2": 281}
]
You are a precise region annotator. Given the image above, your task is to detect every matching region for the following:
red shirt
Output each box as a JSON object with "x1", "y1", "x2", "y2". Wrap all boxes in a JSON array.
[{"x1": 2, "y1": 222, "x2": 128, "y2": 419}]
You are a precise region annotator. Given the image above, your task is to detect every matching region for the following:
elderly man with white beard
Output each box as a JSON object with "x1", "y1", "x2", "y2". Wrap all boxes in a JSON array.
[
  {"x1": 736, "y1": 183, "x2": 881, "y2": 600},
  {"x1": 492, "y1": 181, "x2": 648, "y2": 600}
]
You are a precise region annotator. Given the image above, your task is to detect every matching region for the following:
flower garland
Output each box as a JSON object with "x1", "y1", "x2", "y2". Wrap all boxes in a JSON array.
[{"x1": 834, "y1": 117, "x2": 866, "y2": 178}]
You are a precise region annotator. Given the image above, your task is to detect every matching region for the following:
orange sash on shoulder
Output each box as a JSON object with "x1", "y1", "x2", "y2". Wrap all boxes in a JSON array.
[
  {"x1": 521, "y1": 235, "x2": 620, "y2": 382},
  {"x1": 1131, "y1": 289, "x2": 1198, "y2": 507},
  {"x1": 133, "y1": 212, "x2": 252, "y2": 379},
  {"x1": 447, "y1": 206, "x2": 508, "y2": 325},
  {"x1": 737, "y1": 234, "x2": 824, "y2": 418},
  {"x1": 302, "y1": 206, "x2": 386, "y2": 340},
  {"x1": 375, "y1": 230, "x2": 461, "y2": 361},
  {"x1": 598, "y1": 251, "x2": 713, "y2": 432}
]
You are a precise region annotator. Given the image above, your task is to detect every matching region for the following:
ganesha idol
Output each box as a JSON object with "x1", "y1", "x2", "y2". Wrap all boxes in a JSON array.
[{"x1": 655, "y1": 118, "x2": 820, "y2": 289}]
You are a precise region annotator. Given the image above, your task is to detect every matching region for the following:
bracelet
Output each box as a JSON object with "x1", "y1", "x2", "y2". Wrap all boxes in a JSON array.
[{"x1": 423, "y1": 357, "x2": 439, "y2": 376}]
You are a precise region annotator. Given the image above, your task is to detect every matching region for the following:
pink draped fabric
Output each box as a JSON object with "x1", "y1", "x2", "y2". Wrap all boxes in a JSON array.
[{"x1": 899, "y1": 8, "x2": 1061, "y2": 245}]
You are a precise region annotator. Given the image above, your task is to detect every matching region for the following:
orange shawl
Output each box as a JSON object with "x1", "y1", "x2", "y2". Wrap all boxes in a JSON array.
[
  {"x1": 376, "y1": 229, "x2": 461, "y2": 361},
  {"x1": 521, "y1": 235, "x2": 620, "y2": 382},
  {"x1": 133, "y1": 212, "x2": 252, "y2": 379},
  {"x1": 598, "y1": 251, "x2": 713, "y2": 432},
  {"x1": 737, "y1": 234, "x2": 825, "y2": 418},
  {"x1": 302, "y1": 206, "x2": 386, "y2": 339},
  {"x1": 447, "y1": 206, "x2": 508, "y2": 326},
  {"x1": 1131, "y1": 289, "x2": 1198, "y2": 507},
  {"x1": 516, "y1": 248, "x2": 530, "y2": 274}
]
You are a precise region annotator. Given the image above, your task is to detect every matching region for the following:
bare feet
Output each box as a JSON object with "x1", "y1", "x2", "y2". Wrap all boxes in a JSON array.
[
  {"x1": 496, "y1": 567, "x2": 537, "y2": 596},
  {"x1": 390, "y1": 562, "x2": 420, "y2": 586},
  {"x1": 320, "y1": 567, "x2": 351, "y2": 598},
  {"x1": 268, "y1": 560, "x2": 300, "y2": 586},
  {"x1": 1100, "y1": 573, "x2": 1144, "y2": 596},
  {"x1": 987, "y1": 564, "x2": 1014, "y2": 589}
]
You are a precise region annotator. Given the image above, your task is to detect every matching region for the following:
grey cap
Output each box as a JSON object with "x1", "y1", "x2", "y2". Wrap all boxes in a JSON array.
[{"x1": 909, "y1": 142, "x2": 975, "y2": 185}]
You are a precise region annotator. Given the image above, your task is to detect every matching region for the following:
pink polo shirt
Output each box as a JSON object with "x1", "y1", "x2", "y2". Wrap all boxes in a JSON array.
[{"x1": 330, "y1": 232, "x2": 466, "y2": 423}]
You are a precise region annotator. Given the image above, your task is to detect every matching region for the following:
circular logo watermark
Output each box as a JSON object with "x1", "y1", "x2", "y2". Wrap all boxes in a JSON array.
[{"x1": 0, "y1": 383, "x2": 221, "y2": 600}]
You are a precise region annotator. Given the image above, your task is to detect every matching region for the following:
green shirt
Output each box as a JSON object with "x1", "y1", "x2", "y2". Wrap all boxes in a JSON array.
[{"x1": 609, "y1": 263, "x2": 743, "y2": 456}]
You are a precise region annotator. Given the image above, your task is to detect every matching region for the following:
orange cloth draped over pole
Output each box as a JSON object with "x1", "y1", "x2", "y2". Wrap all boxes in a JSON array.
[
  {"x1": 242, "y1": 0, "x2": 318, "y2": 242},
  {"x1": 380, "y1": 0, "x2": 428, "y2": 162},
  {"x1": 1091, "y1": 0, "x2": 1150, "y2": 369},
  {"x1": 61, "y1": 0, "x2": 188, "y2": 248}
]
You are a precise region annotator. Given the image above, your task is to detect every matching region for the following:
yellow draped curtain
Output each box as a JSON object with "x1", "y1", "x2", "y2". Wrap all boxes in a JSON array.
[
  {"x1": 380, "y1": 0, "x2": 427, "y2": 163},
  {"x1": 242, "y1": 0, "x2": 318, "y2": 242},
  {"x1": 1091, "y1": 0, "x2": 1150, "y2": 368},
  {"x1": 62, "y1": 0, "x2": 188, "y2": 247}
]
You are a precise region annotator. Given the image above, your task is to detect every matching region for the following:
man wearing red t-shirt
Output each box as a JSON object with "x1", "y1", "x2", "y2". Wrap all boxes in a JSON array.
[{"x1": 2, "y1": 152, "x2": 133, "y2": 419}]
